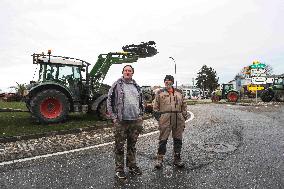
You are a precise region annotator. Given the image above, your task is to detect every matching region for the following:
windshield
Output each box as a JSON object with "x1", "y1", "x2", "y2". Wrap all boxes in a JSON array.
[
  {"x1": 39, "y1": 64, "x2": 81, "y2": 83},
  {"x1": 224, "y1": 84, "x2": 233, "y2": 91}
]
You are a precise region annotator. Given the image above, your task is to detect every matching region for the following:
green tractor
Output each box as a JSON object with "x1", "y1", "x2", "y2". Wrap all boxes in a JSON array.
[
  {"x1": 261, "y1": 75, "x2": 284, "y2": 102},
  {"x1": 211, "y1": 83, "x2": 239, "y2": 103},
  {"x1": 141, "y1": 86, "x2": 155, "y2": 113},
  {"x1": 25, "y1": 41, "x2": 157, "y2": 124}
]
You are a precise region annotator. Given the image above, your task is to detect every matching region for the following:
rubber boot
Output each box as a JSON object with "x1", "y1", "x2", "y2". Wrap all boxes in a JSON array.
[
  {"x1": 155, "y1": 154, "x2": 164, "y2": 169},
  {"x1": 173, "y1": 153, "x2": 184, "y2": 168}
]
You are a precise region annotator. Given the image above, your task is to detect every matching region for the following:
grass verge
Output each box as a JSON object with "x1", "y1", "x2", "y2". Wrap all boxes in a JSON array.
[
  {"x1": 186, "y1": 99, "x2": 212, "y2": 105},
  {"x1": 0, "y1": 101, "x2": 103, "y2": 137}
]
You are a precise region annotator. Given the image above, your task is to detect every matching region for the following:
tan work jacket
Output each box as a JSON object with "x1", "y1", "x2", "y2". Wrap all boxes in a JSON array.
[{"x1": 153, "y1": 88, "x2": 188, "y2": 125}]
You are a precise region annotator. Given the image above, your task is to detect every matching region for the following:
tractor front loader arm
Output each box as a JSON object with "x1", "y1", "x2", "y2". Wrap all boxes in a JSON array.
[
  {"x1": 89, "y1": 41, "x2": 158, "y2": 93},
  {"x1": 89, "y1": 52, "x2": 139, "y2": 93}
]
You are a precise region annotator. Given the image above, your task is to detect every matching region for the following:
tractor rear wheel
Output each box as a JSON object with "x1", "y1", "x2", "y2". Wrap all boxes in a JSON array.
[
  {"x1": 227, "y1": 91, "x2": 239, "y2": 102},
  {"x1": 143, "y1": 92, "x2": 153, "y2": 102},
  {"x1": 260, "y1": 89, "x2": 274, "y2": 102},
  {"x1": 30, "y1": 89, "x2": 69, "y2": 124},
  {"x1": 275, "y1": 92, "x2": 284, "y2": 102}
]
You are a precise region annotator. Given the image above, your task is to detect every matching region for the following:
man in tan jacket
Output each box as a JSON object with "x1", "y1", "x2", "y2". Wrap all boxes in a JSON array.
[{"x1": 153, "y1": 75, "x2": 188, "y2": 169}]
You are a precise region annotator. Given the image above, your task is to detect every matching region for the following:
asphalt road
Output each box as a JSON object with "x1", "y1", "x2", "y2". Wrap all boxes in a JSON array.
[{"x1": 0, "y1": 103, "x2": 283, "y2": 189}]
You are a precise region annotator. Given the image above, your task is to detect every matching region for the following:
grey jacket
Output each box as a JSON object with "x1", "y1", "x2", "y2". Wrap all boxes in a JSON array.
[{"x1": 107, "y1": 77, "x2": 144, "y2": 121}]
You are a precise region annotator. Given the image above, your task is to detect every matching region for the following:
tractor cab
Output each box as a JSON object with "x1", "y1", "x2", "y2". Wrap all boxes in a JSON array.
[
  {"x1": 272, "y1": 77, "x2": 284, "y2": 90},
  {"x1": 211, "y1": 83, "x2": 239, "y2": 102},
  {"x1": 34, "y1": 52, "x2": 88, "y2": 81},
  {"x1": 221, "y1": 84, "x2": 233, "y2": 98},
  {"x1": 29, "y1": 51, "x2": 90, "y2": 102}
]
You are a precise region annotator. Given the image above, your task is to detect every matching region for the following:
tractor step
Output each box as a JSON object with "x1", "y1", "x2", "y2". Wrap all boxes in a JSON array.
[{"x1": 73, "y1": 103, "x2": 88, "y2": 113}]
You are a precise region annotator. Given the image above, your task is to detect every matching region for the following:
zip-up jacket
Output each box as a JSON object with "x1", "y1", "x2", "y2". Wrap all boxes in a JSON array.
[{"x1": 107, "y1": 77, "x2": 144, "y2": 121}]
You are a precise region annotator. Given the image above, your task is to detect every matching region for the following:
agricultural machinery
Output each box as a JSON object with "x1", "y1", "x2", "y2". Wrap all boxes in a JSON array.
[
  {"x1": 141, "y1": 86, "x2": 155, "y2": 113},
  {"x1": 211, "y1": 83, "x2": 239, "y2": 102},
  {"x1": 261, "y1": 74, "x2": 284, "y2": 102},
  {"x1": 24, "y1": 41, "x2": 158, "y2": 124}
]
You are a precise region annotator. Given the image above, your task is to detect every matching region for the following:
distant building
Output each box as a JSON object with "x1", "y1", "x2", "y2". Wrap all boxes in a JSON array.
[{"x1": 179, "y1": 85, "x2": 201, "y2": 100}]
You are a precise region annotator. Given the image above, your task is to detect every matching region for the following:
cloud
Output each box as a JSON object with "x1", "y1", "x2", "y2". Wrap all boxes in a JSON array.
[{"x1": 0, "y1": 0, "x2": 283, "y2": 89}]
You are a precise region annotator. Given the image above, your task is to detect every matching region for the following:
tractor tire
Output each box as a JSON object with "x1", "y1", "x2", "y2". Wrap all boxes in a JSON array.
[
  {"x1": 144, "y1": 102, "x2": 153, "y2": 114},
  {"x1": 226, "y1": 91, "x2": 239, "y2": 102},
  {"x1": 275, "y1": 92, "x2": 284, "y2": 102},
  {"x1": 97, "y1": 98, "x2": 109, "y2": 120},
  {"x1": 30, "y1": 89, "x2": 69, "y2": 124},
  {"x1": 260, "y1": 89, "x2": 274, "y2": 102},
  {"x1": 143, "y1": 92, "x2": 153, "y2": 102}
]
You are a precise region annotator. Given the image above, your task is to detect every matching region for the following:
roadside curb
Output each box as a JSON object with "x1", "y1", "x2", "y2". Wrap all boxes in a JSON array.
[
  {"x1": 237, "y1": 102, "x2": 283, "y2": 106},
  {"x1": 210, "y1": 101, "x2": 284, "y2": 106}
]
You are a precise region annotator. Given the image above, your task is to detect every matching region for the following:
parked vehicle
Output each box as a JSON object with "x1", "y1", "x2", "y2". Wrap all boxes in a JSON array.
[
  {"x1": 261, "y1": 74, "x2": 284, "y2": 102},
  {"x1": 141, "y1": 86, "x2": 155, "y2": 113},
  {"x1": 0, "y1": 87, "x2": 22, "y2": 102},
  {"x1": 24, "y1": 42, "x2": 158, "y2": 124},
  {"x1": 0, "y1": 89, "x2": 5, "y2": 98},
  {"x1": 211, "y1": 83, "x2": 239, "y2": 102}
]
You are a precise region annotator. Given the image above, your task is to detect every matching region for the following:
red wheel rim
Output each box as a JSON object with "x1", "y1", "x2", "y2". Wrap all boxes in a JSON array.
[
  {"x1": 40, "y1": 98, "x2": 62, "y2": 119},
  {"x1": 228, "y1": 93, "x2": 238, "y2": 102}
]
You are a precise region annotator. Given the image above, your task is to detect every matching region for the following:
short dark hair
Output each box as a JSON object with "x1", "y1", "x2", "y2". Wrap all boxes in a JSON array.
[
  {"x1": 122, "y1": 65, "x2": 134, "y2": 74},
  {"x1": 164, "y1": 75, "x2": 174, "y2": 83}
]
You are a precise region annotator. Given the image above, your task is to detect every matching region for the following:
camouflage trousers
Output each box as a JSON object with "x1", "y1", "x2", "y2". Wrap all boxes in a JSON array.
[{"x1": 113, "y1": 119, "x2": 143, "y2": 172}]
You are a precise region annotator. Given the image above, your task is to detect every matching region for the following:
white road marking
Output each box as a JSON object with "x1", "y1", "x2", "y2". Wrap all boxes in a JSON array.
[
  {"x1": 186, "y1": 111, "x2": 194, "y2": 122},
  {"x1": 0, "y1": 111, "x2": 194, "y2": 166}
]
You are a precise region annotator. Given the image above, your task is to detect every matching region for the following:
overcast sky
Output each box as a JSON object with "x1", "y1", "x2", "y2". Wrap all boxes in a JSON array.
[{"x1": 0, "y1": 0, "x2": 283, "y2": 90}]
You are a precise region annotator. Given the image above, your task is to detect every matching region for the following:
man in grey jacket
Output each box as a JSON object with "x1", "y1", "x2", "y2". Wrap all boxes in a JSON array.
[{"x1": 107, "y1": 65, "x2": 144, "y2": 180}]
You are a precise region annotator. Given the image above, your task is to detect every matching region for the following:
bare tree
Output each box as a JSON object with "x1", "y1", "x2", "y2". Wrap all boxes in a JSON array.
[{"x1": 264, "y1": 64, "x2": 273, "y2": 75}]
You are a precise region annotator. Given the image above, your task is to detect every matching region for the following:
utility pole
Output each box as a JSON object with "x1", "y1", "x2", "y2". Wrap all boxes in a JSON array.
[{"x1": 169, "y1": 57, "x2": 177, "y2": 88}]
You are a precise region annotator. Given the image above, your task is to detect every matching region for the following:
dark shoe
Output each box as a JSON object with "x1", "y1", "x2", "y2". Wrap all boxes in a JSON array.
[
  {"x1": 129, "y1": 166, "x2": 142, "y2": 175},
  {"x1": 173, "y1": 153, "x2": 184, "y2": 168},
  {"x1": 115, "y1": 171, "x2": 127, "y2": 179},
  {"x1": 155, "y1": 154, "x2": 164, "y2": 169}
]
